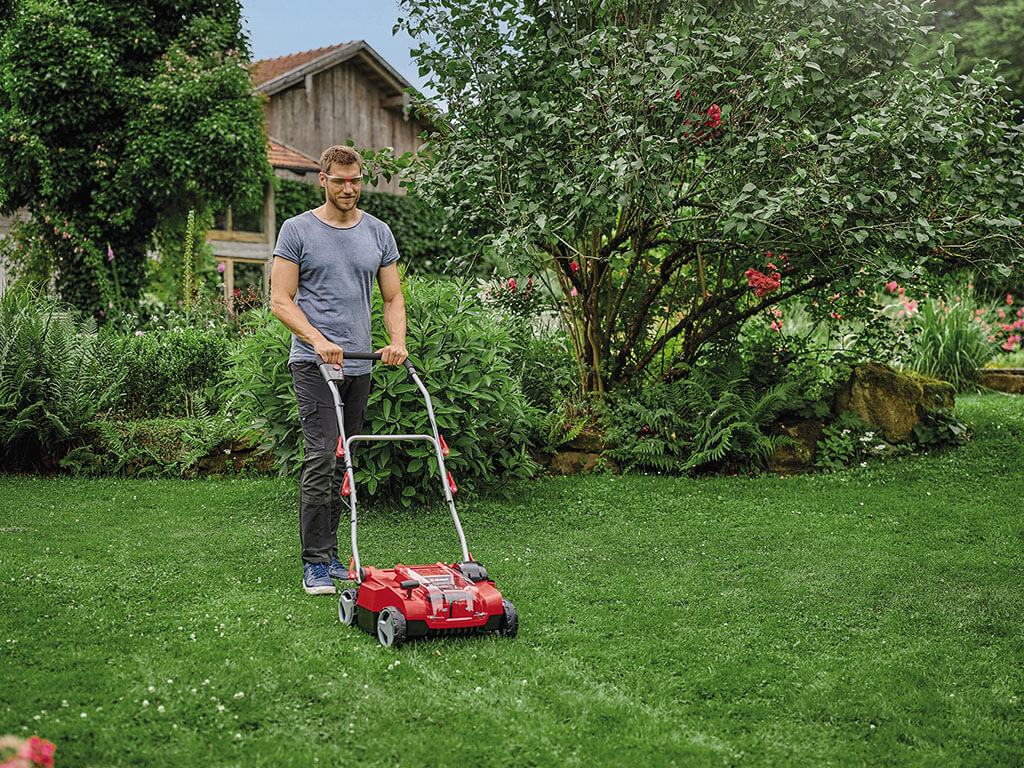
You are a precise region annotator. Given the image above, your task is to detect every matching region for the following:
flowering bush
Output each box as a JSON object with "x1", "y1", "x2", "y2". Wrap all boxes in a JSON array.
[
  {"x1": 814, "y1": 412, "x2": 899, "y2": 472},
  {"x1": 395, "y1": 0, "x2": 1024, "y2": 395}
]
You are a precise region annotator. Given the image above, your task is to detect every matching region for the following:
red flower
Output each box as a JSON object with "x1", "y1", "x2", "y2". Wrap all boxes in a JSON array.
[
  {"x1": 507, "y1": 278, "x2": 517, "y2": 291},
  {"x1": 674, "y1": 89, "x2": 682, "y2": 101},
  {"x1": 569, "y1": 260, "x2": 579, "y2": 274},
  {"x1": 20, "y1": 737, "x2": 56, "y2": 768},
  {"x1": 705, "y1": 103, "x2": 721, "y2": 128},
  {"x1": 744, "y1": 267, "x2": 781, "y2": 298}
]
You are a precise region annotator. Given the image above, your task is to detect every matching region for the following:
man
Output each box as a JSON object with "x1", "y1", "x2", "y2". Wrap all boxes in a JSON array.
[{"x1": 270, "y1": 145, "x2": 408, "y2": 595}]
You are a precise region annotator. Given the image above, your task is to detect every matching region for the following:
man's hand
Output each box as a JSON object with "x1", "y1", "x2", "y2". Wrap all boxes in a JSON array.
[
  {"x1": 313, "y1": 338, "x2": 344, "y2": 365},
  {"x1": 376, "y1": 342, "x2": 408, "y2": 366}
]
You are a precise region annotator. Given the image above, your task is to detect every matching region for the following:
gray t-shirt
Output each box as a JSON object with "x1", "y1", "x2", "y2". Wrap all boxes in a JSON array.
[{"x1": 274, "y1": 210, "x2": 400, "y2": 376}]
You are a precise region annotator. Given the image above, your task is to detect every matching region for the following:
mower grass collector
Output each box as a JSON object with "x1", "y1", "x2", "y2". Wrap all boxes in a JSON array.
[{"x1": 319, "y1": 352, "x2": 518, "y2": 648}]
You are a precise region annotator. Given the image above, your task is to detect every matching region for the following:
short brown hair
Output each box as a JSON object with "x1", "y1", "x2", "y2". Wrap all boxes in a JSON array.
[{"x1": 319, "y1": 145, "x2": 362, "y2": 173}]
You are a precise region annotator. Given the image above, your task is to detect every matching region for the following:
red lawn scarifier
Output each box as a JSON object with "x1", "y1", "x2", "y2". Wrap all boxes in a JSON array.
[{"x1": 318, "y1": 352, "x2": 518, "y2": 648}]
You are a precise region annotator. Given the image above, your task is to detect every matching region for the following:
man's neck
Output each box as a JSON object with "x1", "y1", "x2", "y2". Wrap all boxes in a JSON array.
[{"x1": 313, "y1": 203, "x2": 361, "y2": 228}]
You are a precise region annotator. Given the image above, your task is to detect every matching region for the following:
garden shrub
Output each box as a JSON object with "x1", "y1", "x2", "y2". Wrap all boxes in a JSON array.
[
  {"x1": 477, "y1": 275, "x2": 580, "y2": 450},
  {"x1": 106, "y1": 327, "x2": 233, "y2": 418},
  {"x1": 813, "y1": 412, "x2": 892, "y2": 472},
  {"x1": 225, "y1": 277, "x2": 538, "y2": 503},
  {"x1": 0, "y1": 289, "x2": 122, "y2": 471},
  {"x1": 59, "y1": 416, "x2": 251, "y2": 478},
  {"x1": 605, "y1": 357, "x2": 798, "y2": 474},
  {"x1": 223, "y1": 306, "x2": 298, "y2": 473}
]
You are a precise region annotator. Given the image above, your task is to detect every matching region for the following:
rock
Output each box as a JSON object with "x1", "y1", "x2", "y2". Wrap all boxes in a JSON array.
[
  {"x1": 979, "y1": 369, "x2": 1024, "y2": 394},
  {"x1": 767, "y1": 419, "x2": 822, "y2": 474},
  {"x1": 565, "y1": 428, "x2": 604, "y2": 454},
  {"x1": 833, "y1": 363, "x2": 955, "y2": 443},
  {"x1": 548, "y1": 450, "x2": 601, "y2": 475}
]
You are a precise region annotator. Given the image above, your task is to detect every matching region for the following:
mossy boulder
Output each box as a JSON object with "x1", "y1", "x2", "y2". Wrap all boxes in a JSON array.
[
  {"x1": 978, "y1": 369, "x2": 1024, "y2": 394},
  {"x1": 833, "y1": 363, "x2": 954, "y2": 443},
  {"x1": 766, "y1": 418, "x2": 822, "y2": 474}
]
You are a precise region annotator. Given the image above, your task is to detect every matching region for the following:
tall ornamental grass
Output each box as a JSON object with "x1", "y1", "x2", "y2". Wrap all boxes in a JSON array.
[{"x1": 904, "y1": 285, "x2": 997, "y2": 391}]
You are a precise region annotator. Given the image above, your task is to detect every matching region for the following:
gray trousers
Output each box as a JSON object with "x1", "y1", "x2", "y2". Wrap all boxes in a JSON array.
[{"x1": 289, "y1": 362, "x2": 371, "y2": 564}]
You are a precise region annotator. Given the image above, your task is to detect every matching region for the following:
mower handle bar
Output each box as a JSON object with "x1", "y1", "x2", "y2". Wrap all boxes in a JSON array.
[
  {"x1": 319, "y1": 350, "x2": 416, "y2": 371},
  {"x1": 316, "y1": 351, "x2": 470, "y2": 580}
]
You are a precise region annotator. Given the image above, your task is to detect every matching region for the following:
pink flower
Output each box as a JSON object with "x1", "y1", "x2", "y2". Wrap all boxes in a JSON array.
[
  {"x1": 507, "y1": 278, "x2": 517, "y2": 291},
  {"x1": 106, "y1": 244, "x2": 115, "y2": 263},
  {"x1": 830, "y1": 311, "x2": 841, "y2": 320},
  {"x1": 903, "y1": 300, "x2": 918, "y2": 315},
  {"x1": 897, "y1": 287, "x2": 905, "y2": 297},
  {"x1": 216, "y1": 262, "x2": 226, "y2": 274},
  {"x1": 19, "y1": 736, "x2": 56, "y2": 768},
  {"x1": 1007, "y1": 293, "x2": 1014, "y2": 305},
  {"x1": 997, "y1": 309, "x2": 1006, "y2": 320},
  {"x1": 570, "y1": 286, "x2": 578, "y2": 297},
  {"x1": 885, "y1": 280, "x2": 899, "y2": 293},
  {"x1": 769, "y1": 320, "x2": 782, "y2": 332}
]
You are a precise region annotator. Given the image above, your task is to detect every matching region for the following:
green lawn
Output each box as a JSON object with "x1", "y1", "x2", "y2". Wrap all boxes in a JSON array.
[{"x1": 2, "y1": 393, "x2": 1022, "y2": 767}]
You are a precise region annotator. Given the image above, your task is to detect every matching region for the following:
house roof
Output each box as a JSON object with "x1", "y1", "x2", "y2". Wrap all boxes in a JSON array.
[
  {"x1": 268, "y1": 138, "x2": 320, "y2": 172},
  {"x1": 251, "y1": 41, "x2": 413, "y2": 100},
  {"x1": 251, "y1": 43, "x2": 349, "y2": 88}
]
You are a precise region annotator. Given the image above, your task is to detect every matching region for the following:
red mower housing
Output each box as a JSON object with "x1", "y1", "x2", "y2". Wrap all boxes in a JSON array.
[{"x1": 339, "y1": 560, "x2": 518, "y2": 647}]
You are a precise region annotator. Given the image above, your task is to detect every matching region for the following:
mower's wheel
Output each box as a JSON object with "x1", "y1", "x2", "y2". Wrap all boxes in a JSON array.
[
  {"x1": 376, "y1": 607, "x2": 407, "y2": 648},
  {"x1": 338, "y1": 588, "x2": 358, "y2": 626},
  {"x1": 499, "y1": 598, "x2": 518, "y2": 638}
]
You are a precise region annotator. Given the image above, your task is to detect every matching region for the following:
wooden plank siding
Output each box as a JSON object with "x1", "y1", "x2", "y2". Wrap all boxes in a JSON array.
[{"x1": 263, "y1": 57, "x2": 428, "y2": 195}]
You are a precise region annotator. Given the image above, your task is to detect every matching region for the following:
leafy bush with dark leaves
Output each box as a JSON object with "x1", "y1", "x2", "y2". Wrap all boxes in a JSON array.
[
  {"x1": 225, "y1": 277, "x2": 538, "y2": 502},
  {"x1": 107, "y1": 328, "x2": 232, "y2": 417}
]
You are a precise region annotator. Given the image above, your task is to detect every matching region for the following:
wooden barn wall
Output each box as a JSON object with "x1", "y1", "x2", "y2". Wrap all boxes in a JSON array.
[{"x1": 264, "y1": 59, "x2": 428, "y2": 195}]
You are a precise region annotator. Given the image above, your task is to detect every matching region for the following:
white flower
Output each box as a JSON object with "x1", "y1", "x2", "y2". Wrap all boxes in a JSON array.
[
  {"x1": 233, "y1": 691, "x2": 245, "y2": 699},
  {"x1": 148, "y1": 685, "x2": 155, "y2": 693},
  {"x1": 158, "y1": 705, "x2": 166, "y2": 714},
  {"x1": 142, "y1": 700, "x2": 150, "y2": 707}
]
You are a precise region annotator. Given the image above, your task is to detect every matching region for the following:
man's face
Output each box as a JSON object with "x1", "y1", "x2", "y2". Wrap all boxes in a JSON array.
[{"x1": 320, "y1": 162, "x2": 362, "y2": 213}]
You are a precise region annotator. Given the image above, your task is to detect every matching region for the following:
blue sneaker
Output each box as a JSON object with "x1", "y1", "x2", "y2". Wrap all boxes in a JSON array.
[
  {"x1": 303, "y1": 562, "x2": 336, "y2": 595},
  {"x1": 328, "y1": 558, "x2": 347, "y2": 580}
]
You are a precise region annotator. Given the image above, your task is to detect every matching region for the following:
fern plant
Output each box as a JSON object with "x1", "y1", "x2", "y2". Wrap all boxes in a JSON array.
[
  {"x1": 0, "y1": 289, "x2": 122, "y2": 470},
  {"x1": 606, "y1": 358, "x2": 799, "y2": 474}
]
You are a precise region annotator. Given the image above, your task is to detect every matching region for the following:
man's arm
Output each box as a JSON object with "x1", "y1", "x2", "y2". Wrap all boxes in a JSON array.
[
  {"x1": 269, "y1": 256, "x2": 343, "y2": 364},
  {"x1": 376, "y1": 263, "x2": 408, "y2": 366}
]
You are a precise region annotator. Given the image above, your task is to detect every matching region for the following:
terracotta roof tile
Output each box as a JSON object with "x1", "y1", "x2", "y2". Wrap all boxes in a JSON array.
[
  {"x1": 268, "y1": 138, "x2": 320, "y2": 172},
  {"x1": 251, "y1": 43, "x2": 350, "y2": 87}
]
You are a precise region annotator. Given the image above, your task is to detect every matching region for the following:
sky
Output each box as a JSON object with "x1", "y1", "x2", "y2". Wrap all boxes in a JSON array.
[{"x1": 240, "y1": 0, "x2": 430, "y2": 94}]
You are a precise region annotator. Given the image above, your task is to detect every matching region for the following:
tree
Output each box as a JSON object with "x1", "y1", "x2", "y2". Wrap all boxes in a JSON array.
[
  {"x1": 930, "y1": 0, "x2": 1024, "y2": 102},
  {"x1": 0, "y1": 0, "x2": 270, "y2": 315},
  {"x1": 397, "y1": 0, "x2": 1024, "y2": 394}
]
